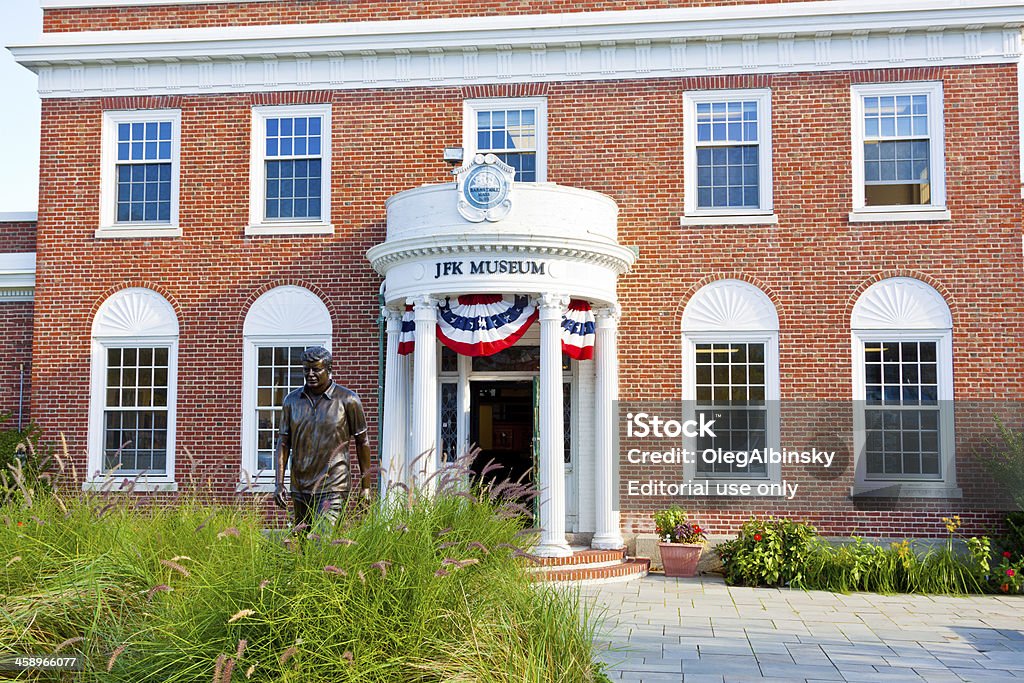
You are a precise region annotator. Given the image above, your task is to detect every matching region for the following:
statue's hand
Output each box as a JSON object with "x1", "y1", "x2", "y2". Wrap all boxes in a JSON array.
[
  {"x1": 360, "y1": 487, "x2": 372, "y2": 501},
  {"x1": 273, "y1": 485, "x2": 289, "y2": 509}
]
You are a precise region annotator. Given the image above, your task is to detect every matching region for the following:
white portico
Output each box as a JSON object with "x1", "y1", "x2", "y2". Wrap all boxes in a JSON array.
[{"x1": 367, "y1": 158, "x2": 635, "y2": 557}]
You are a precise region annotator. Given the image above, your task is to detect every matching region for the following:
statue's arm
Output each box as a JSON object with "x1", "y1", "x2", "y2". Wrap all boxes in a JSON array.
[
  {"x1": 347, "y1": 394, "x2": 372, "y2": 495},
  {"x1": 273, "y1": 400, "x2": 292, "y2": 508}
]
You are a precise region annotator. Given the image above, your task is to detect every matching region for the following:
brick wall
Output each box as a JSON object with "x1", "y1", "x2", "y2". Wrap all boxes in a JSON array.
[
  {"x1": 0, "y1": 221, "x2": 37, "y2": 253},
  {"x1": 0, "y1": 220, "x2": 36, "y2": 427},
  {"x1": 31, "y1": 62, "x2": 1023, "y2": 537},
  {"x1": 44, "y1": 0, "x2": 821, "y2": 33}
]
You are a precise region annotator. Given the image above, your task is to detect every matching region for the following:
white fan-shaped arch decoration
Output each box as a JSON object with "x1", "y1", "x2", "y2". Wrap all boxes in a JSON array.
[
  {"x1": 93, "y1": 288, "x2": 179, "y2": 337},
  {"x1": 243, "y1": 285, "x2": 332, "y2": 337},
  {"x1": 851, "y1": 278, "x2": 951, "y2": 330},
  {"x1": 682, "y1": 279, "x2": 779, "y2": 332}
]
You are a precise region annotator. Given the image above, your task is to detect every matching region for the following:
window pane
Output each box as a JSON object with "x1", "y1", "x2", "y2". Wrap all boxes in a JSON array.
[
  {"x1": 694, "y1": 342, "x2": 768, "y2": 477},
  {"x1": 253, "y1": 345, "x2": 307, "y2": 472}
]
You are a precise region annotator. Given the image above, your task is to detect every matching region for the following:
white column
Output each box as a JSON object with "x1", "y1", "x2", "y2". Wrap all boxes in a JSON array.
[
  {"x1": 592, "y1": 304, "x2": 625, "y2": 550},
  {"x1": 535, "y1": 293, "x2": 572, "y2": 557},
  {"x1": 410, "y1": 295, "x2": 438, "y2": 489},
  {"x1": 380, "y1": 307, "x2": 408, "y2": 495}
]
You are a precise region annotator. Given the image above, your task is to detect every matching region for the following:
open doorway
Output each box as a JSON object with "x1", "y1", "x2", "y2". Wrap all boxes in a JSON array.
[{"x1": 469, "y1": 380, "x2": 534, "y2": 494}]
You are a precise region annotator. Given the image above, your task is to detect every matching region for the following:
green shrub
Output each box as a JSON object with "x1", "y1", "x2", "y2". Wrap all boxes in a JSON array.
[
  {"x1": 983, "y1": 419, "x2": 1024, "y2": 510},
  {"x1": 0, "y1": 413, "x2": 50, "y2": 502},
  {"x1": 715, "y1": 517, "x2": 818, "y2": 587}
]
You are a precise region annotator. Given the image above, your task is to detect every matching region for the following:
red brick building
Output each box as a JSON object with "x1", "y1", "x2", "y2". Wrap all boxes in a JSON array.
[{"x1": 6, "y1": 0, "x2": 1024, "y2": 555}]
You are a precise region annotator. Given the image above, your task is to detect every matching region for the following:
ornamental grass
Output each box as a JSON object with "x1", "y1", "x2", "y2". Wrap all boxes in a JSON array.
[{"x1": 0, "y1": 444, "x2": 609, "y2": 682}]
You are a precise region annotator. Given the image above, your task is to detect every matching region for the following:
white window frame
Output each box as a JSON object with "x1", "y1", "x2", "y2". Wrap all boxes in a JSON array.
[
  {"x1": 98, "y1": 108, "x2": 182, "y2": 239},
  {"x1": 680, "y1": 279, "x2": 781, "y2": 489},
  {"x1": 248, "y1": 103, "x2": 333, "y2": 236},
  {"x1": 240, "y1": 285, "x2": 332, "y2": 490},
  {"x1": 463, "y1": 97, "x2": 548, "y2": 182},
  {"x1": 87, "y1": 288, "x2": 179, "y2": 492},
  {"x1": 851, "y1": 329, "x2": 957, "y2": 498},
  {"x1": 850, "y1": 81, "x2": 948, "y2": 223},
  {"x1": 681, "y1": 89, "x2": 776, "y2": 226},
  {"x1": 682, "y1": 331, "x2": 781, "y2": 486}
]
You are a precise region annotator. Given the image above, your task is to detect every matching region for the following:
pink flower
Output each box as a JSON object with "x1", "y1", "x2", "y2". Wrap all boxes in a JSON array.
[{"x1": 1007, "y1": 569, "x2": 1016, "y2": 577}]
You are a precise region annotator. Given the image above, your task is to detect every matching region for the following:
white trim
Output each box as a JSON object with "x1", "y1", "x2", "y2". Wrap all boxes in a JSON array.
[
  {"x1": 0, "y1": 253, "x2": 37, "y2": 301},
  {"x1": 240, "y1": 285, "x2": 332, "y2": 484},
  {"x1": 679, "y1": 213, "x2": 779, "y2": 226},
  {"x1": 848, "y1": 209, "x2": 950, "y2": 223},
  {"x1": 680, "y1": 280, "x2": 781, "y2": 487},
  {"x1": 463, "y1": 97, "x2": 548, "y2": 183},
  {"x1": 11, "y1": 5, "x2": 1022, "y2": 98},
  {"x1": 88, "y1": 288, "x2": 179, "y2": 484},
  {"x1": 850, "y1": 278, "x2": 957, "y2": 497},
  {"x1": 1019, "y1": 52, "x2": 1024, "y2": 199},
  {"x1": 850, "y1": 81, "x2": 946, "y2": 213},
  {"x1": 683, "y1": 88, "x2": 773, "y2": 218},
  {"x1": 81, "y1": 480, "x2": 179, "y2": 493},
  {"x1": 248, "y1": 103, "x2": 332, "y2": 236},
  {"x1": 98, "y1": 108, "x2": 182, "y2": 237},
  {"x1": 681, "y1": 331, "x2": 782, "y2": 487},
  {"x1": 0, "y1": 212, "x2": 38, "y2": 222}
]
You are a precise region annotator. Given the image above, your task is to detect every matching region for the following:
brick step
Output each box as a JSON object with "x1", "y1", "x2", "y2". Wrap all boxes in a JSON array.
[
  {"x1": 535, "y1": 557, "x2": 651, "y2": 584},
  {"x1": 530, "y1": 548, "x2": 626, "y2": 567}
]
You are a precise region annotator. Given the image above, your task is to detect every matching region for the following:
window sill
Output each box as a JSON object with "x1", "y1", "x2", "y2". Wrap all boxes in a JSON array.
[
  {"x1": 245, "y1": 222, "x2": 334, "y2": 236},
  {"x1": 82, "y1": 479, "x2": 178, "y2": 493},
  {"x1": 95, "y1": 225, "x2": 182, "y2": 239},
  {"x1": 850, "y1": 482, "x2": 962, "y2": 499},
  {"x1": 680, "y1": 214, "x2": 779, "y2": 227},
  {"x1": 848, "y1": 209, "x2": 950, "y2": 223},
  {"x1": 237, "y1": 480, "x2": 277, "y2": 494}
]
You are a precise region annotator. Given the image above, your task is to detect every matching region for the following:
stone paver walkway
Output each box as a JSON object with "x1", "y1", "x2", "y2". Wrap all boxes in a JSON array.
[{"x1": 579, "y1": 575, "x2": 1024, "y2": 683}]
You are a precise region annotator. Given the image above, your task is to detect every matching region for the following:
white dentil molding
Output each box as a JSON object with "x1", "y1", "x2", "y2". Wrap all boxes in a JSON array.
[{"x1": 11, "y1": 1, "x2": 1024, "y2": 98}]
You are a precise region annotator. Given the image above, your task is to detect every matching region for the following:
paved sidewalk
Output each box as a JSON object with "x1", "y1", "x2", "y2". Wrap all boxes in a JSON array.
[{"x1": 579, "y1": 575, "x2": 1024, "y2": 683}]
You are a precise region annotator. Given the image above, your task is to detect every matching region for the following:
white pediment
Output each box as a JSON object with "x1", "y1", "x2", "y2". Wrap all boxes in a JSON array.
[
  {"x1": 243, "y1": 285, "x2": 332, "y2": 338},
  {"x1": 851, "y1": 277, "x2": 951, "y2": 330},
  {"x1": 682, "y1": 279, "x2": 778, "y2": 332},
  {"x1": 92, "y1": 287, "x2": 178, "y2": 337}
]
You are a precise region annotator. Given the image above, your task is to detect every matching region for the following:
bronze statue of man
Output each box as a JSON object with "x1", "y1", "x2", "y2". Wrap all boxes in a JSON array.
[{"x1": 273, "y1": 346, "x2": 372, "y2": 528}]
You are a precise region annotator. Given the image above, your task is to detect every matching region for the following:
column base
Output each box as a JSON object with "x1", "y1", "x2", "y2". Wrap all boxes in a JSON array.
[
  {"x1": 533, "y1": 539, "x2": 574, "y2": 558},
  {"x1": 591, "y1": 533, "x2": 626, "y2": 550}
]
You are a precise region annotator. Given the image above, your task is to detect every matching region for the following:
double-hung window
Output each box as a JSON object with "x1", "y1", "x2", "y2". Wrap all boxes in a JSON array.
[
  {"x1": 850, "y1": 82, "x2": 947, "y2": 221},
  {"x1": 851, "y1": 277, "x2": 957, "y2": 498},
  {"x1": 683, "y1": 89, "x2": 773, "y2": 224},
  {"x1": 88, "y1": 287, "x2": 179, "y2": 491},
  {"x1": 463, "y1": 98, "x2": 547, "y2": 182},
  {"x1": 249, "y1": 104, "x2": 332, "y2": 235},
  {"x1": 241, "y1": 286, "x2": 332, "y2": 487},
  {"x1": 681, "y1": 280, "x2": 781, "y2": 486},
  {"x1": 99, "y1": 109, "x2": 181, "y2": 238}
]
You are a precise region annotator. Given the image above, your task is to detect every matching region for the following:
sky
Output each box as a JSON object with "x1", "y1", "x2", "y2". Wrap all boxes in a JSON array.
[{"x1": 0, "y1": 0, "x2": 42, "y2": 213}]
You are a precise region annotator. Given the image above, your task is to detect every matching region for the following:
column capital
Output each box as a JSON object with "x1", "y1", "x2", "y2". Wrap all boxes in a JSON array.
[
  {"x1": 409, "y1": 295, "x2": 438, "y2": 320},
  {"x1": 385, "y1": 308, "x2": 403, "y2": 332},
  {"x1": 593, "y1": 302, "x2": 622, "y2": 323},
  {"x1": 536, "y1": 292, "x2": 570, "y2": 317}
]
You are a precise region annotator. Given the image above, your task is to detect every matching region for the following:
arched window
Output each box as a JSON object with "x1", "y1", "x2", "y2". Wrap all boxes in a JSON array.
[
  {"x1": 88, "y1": 288, "x2": 179, "y2": 489},
  {"x1": 681, "y1": 279, "x2": 780, "y2": 483},
  {"x1": 851, "y1": 277, "x2": 958, "y2": 497},
  {"x1": 241, "y1": 285, "x2": 332, "y2": 485}
]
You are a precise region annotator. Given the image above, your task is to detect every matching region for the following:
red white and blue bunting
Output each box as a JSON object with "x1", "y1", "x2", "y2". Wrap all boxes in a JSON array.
[
  {"x1": 437, "y1": 294, "x2": 538, "y2": 357},
  {"x1": 561, "y1": 299, "x2": 595, "y2": 360},
  {"x1": 395, "y1": 295, "x2": 598, "y2": 359},
  {"x1": 397, "y1": 305, "x2": 416, "y2": 356}
]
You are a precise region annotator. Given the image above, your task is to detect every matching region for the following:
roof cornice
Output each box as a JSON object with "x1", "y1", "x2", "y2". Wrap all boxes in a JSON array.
[{"x1": 10, "y1": 0, "x2": 1024, "y2": 97}]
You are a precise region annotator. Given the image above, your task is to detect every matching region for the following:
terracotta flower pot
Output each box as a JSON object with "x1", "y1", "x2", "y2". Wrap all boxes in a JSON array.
[{"x1": 658, "y1": 542, "x2": 703, "y2": 577}]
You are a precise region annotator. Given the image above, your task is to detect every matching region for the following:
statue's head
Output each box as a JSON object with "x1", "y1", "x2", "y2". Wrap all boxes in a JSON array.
[{"x1": 302, "y1": 346, "x2": 333, "y2": 394}]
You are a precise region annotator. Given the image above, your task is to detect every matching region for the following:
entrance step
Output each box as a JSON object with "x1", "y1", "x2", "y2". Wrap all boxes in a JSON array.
[{"x1": 528, "y1": 547, "x2": 651, "y2": 584}]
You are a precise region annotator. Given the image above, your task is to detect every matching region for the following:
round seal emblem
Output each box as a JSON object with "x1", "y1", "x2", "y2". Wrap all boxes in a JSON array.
[{"x1": 463, "y1": 164, "x2": 510, "y2": 210}]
